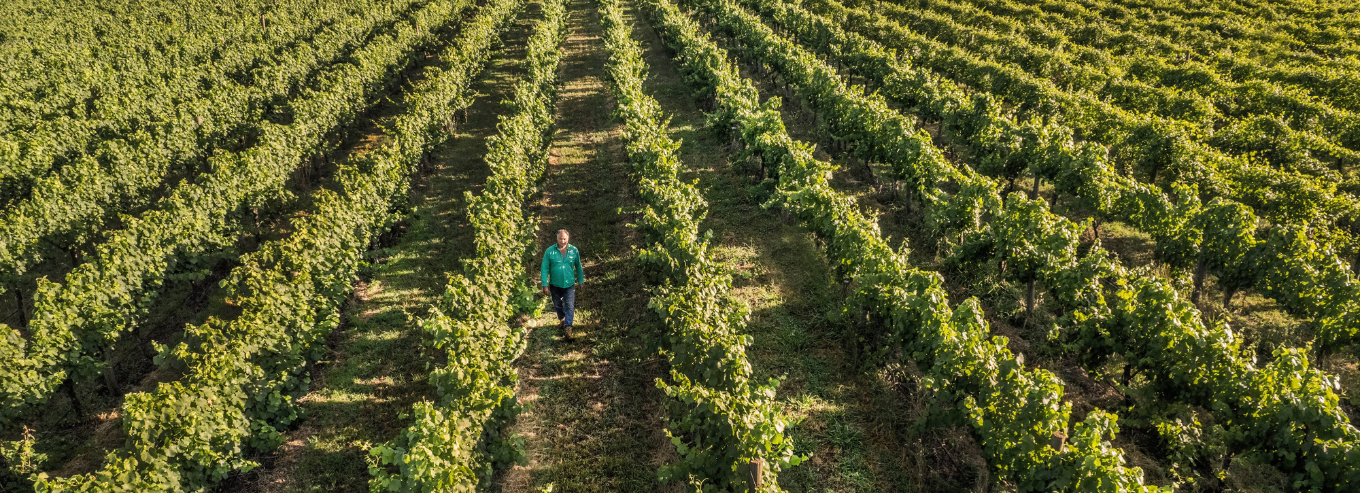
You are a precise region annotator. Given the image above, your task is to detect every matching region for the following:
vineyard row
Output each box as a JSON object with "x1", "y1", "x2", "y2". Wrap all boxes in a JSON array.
[
  {"x1": 369, "y1": 0, "x2": 565, "y2": 489},
  {"x1": 599, "y1": 0, "x2": 801, "y2": 488}
]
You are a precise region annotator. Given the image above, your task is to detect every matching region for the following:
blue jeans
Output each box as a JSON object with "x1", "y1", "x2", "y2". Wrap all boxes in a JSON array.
[{"x1": 550, "y1": 285, "x2": 576, "y2": 327}]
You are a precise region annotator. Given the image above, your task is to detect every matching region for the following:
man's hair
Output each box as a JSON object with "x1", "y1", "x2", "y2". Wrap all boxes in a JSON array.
[{"x1": 557, "y1": 229, "x2": 570, "y2": 237}]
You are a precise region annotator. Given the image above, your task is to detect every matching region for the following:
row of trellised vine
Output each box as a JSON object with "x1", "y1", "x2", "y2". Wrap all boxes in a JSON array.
[
  {"x1": 598, "y1": 0, "x2": 802, "y2": 489},
  {"x1": 367, "y1": 0, "x2": 563, "y2": 489}
]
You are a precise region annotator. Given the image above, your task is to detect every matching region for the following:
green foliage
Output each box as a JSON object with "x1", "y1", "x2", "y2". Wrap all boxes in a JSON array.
[
  {"x1": 896, "y1": 0, "x2": 1360, "y2": 126},
  {"x1": 1060, "y1": 272, "x2": 1360, "y2": 491},
  {"x1": 0, "y1": 0, "x2": 427, "y2": 296},
  {"x1": 733, "y1": 3, "x2": 1360, "y2": 488},
  {"x1": 845, "y1": 0, "x2": 1360, "y2": 180},
  {"x1": 641, "y1": 0, "x2": 1160, "y2": 489},
  {"x1": 984, "y1": 193, "x2": 1082, "y2": 285},
  {"x1": 0, "y1": 426, "x2": 46, "y2": 487},
  {"x1": 510, "y1": 282, "x2": 545, "y2": 318},
  {"x1": 367, "y1": 0, "x2": 564, "y2": 489},
  {"x1": 2, "y1": 0, "x2": 1356, "y2": 490},
  {"x1": 778, "y1": 0, "x2": 1360, "y2": 353},
  {"x1": 0, "y1": 0, "x2": 470, "y2": 433},
  {"x1": 22, "y1": 0, "x2": 525, "y2": 489},
  {"x1": 0, "y1": 0, "x2": 417, "y2": 206},
  {"x1": 1154, "y1": 407, "x2": 1230, "y2": 489},
  {"x1": 807, "y1": 0, "x2": 1358, "y2": 227},
  {"x1": 598, "y1": 0, "x2": 802, "y2": 489}
]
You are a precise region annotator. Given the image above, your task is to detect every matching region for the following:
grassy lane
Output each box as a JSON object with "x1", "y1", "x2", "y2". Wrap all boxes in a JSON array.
[
  {"x1": 618, "y1": 1, "x2": 993, "y2": 491},
  {"x1": 498, "y1": 0, "x2": 672, "y2": 490},
  {"x1": 219, "y1": 6, "x2": 540, "y2": 492}
]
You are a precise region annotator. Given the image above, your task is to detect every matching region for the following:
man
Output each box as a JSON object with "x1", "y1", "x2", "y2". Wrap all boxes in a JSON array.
[{"x1": 541, "y1": 229, "x2": 584, "y2": 338}]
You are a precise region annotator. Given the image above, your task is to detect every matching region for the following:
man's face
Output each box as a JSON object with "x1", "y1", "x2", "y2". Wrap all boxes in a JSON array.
[{"x1": 557, "y1": 231, "x2": 569, "y2": 248}]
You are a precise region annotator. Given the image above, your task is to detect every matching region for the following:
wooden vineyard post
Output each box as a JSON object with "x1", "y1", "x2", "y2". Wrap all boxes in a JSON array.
[
  {"x1": 103, "y1": 348, "x2": 120, "y2": 394},
  {"x1": 748, "y1": 459, "x2": 763, "y2": 491},
  {"x1": 14, "y1": 288, "x2": 26, "y2": 328},
  {"x1": 63, "y1": 377, "x2": 83, "y2": 417},
  {"x1": 1050, "y1": 431, "x2": 1067, "y2": 452}
]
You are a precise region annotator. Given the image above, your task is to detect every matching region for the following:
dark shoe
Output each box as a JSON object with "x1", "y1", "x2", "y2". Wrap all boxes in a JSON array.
[{"x1": 564, "y1": 325, "x2": 574, "y2": 340}]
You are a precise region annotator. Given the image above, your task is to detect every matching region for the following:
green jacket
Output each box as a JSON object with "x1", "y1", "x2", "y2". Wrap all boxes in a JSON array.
[{"x1": 540, "y1": 244, "x2": 584, "y2": 288}]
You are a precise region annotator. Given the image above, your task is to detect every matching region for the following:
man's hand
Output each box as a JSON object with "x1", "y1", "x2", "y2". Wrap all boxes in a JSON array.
[
  {"x1": 575, "y1": 283, "x2": 582, "y2": 291},
  {"x1": 542, "y1": 286, "x2": 550, "y2": 295}
]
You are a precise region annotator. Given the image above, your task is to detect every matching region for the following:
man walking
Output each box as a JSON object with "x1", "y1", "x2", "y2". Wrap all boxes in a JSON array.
[{"x1": 541, "y1": 229, "x2": 584, "y2": 338}]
